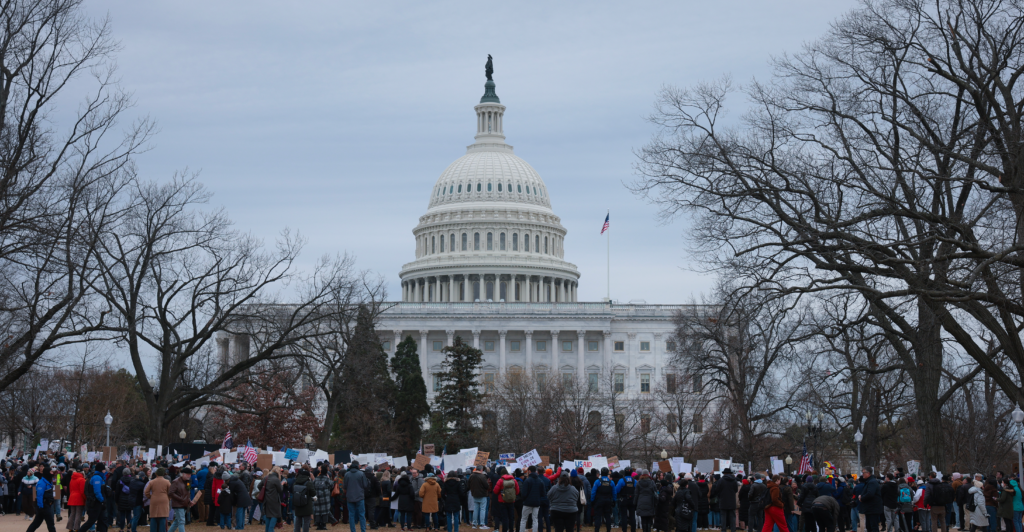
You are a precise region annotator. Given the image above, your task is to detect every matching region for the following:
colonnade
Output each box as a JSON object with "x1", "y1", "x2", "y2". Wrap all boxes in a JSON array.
[{"x1": 401, "y1": 273, "x2": 577, "y2": 302}]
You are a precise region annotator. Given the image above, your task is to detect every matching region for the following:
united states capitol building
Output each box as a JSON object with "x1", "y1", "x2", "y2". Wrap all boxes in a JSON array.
[{"x1": 378, "y1": 71, "x2": 697, "y2": 398}]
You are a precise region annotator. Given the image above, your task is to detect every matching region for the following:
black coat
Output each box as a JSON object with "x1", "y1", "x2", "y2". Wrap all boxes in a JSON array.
[
  {"x1": 697, "y1": 482, "x2": 710, "y2": 513},
  {"x1": 711, "y1": 475, "x2": 739, "y2": 511},
  {"x1": 203, "y1": 471, "x2": 216, "y2": 504},
  {"x1": 797, "y1": 482, "x2": 818, "y2": 512},
  {"x1": 739, "y1": 483, "x2": 750, "y2": 516},
  {"x1": 521, "y1": 474, "x2": 545, "y2": 507},
  {"x1": 378, "y1": 480, "x2": 393, "y2": 509},
  {"x1": 129, "y1": 476, "x2": 147, "y2": 508},
  {"x1": 229, "y1": 476, "x2": 252, "y2": 508},
  {"x1": 655, "y1": 482, "x2": 674, "y2": 531},
  {"x1": 116, "y1": 477, "x2": 133, "y2": 512},
  {"x1": 635, "y1": 478, "x2": 659, "y2": 517},
  {"x1": 858, "y1": 477, "x2": 883, "y2": 515},
  {"x1": 442, "y1": 478, "x2": 464, "y2": 513},
  {"x1": 394, "y1": 477, "x2": 416, "y2": 513}
]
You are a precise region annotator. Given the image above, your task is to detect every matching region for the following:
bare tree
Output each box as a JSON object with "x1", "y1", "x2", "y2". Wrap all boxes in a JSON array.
[
  {"x1": 656, "y1": 369, "x2": 708, "y2": 461},
  {"x1": 0, "y1": 0, "x2": 153, "y2": 392}
]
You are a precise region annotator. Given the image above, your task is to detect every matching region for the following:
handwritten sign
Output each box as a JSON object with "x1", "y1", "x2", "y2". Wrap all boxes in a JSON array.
[
  {"x1": 424, "y1": 444, "x2": 435, "y2": 456},
  {"x1": 412, "y1": 453, "x2": 430, "y2": 470},
  {"x1": 475, "y1": 451, "x2": 489, "y2": 467},
  {"x1": 518, "y1": 449, "x2": 542, "y2": 468}
]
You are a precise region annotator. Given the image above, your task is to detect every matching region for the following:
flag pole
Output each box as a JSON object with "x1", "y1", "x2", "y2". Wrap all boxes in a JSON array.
[{"x1": 606, "y1": 209, "x2": 610, "y2": 302}]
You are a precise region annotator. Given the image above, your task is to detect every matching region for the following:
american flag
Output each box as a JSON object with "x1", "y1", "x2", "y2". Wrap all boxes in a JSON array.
[
  {"x1": 223, "y1": 430, "x2": 233, "y2": 449},
  {"x1": 243, "y1": 440, "x2": 258, "y2": 464},
  {"x1": 600, "y1": 213, "x2": 610, "y2": 234},
  {"x1": 798, "y1": 443, "x2": 813, "y2": 474}
]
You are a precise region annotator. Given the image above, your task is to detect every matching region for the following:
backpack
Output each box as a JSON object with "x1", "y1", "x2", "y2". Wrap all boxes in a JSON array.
[
  {"x1": 898, "y1": 486, "x2": 913, "y2": 505},
  {"x1": 933, "y1": 483, "x2": 954, "y2": 505},
  {"x1": 502, "y1": 479, "x2": 517, "y2": 503},
  {"x1": 751, "y1": 485, "x2": 770, "y2": 512},
  {"x1": 293, "y1": 483, "x2": 309, "y2": 508},
  {"x1": 966, "y1": 496, "x2": 977, "y2": 513},
  {"x1": 621, "y1": 478, "x2": 635, "y2": 503}
]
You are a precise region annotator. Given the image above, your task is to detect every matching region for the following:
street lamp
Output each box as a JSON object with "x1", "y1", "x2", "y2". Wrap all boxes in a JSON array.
[
  {"x1": 304, "y1": 434, "x2": 314, "y2": 450},
  {"x1": 179, "y1": 429, "x2": 186, "y2": 443},
  {"x1": 1012, "y1": 406, "x2": 1024, "y2": 478},
  {"x1": 104, "y1": 411, "x2": 113, "y2": 446},
  {"x1": 805, "y1": 411, "x2": 824, "y2": 469},
  {"x1": 661, "y1": 449, "x2": 668, "y2": 460},
  {"x1": 785, "y1": 455, "x2": 793, "y2": 475},
  {"x1": 854, "y1": 430, "x2": 864, "y2": 473}
]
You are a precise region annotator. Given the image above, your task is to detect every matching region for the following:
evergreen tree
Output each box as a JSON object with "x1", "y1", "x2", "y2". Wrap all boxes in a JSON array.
[
  {"x1": 391, "y1": 335, "x2": 429, "y2": 455},
  {"x1": 336, "y1": 305, "x2": 396, "y2": 450},
  {"x1": 432, "y1": 336, "x2": 484, "y2": 449}
]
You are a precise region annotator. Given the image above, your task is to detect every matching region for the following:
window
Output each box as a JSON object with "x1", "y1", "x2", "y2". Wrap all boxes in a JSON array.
[
  {"x1": 588, "y1": 341, "x2": 599, "y2": 351},
  {"x1": 525, "y1": 234, "x2": 530, "y2": 252},
  {"x1": 588, "y1": 411, "x2": 601, "y2": 431},
  {"x1": 544, "y1": 236, "x2": 548, "y2": 254},
  {"x1": 666, "y1": 340, "x2": 677, "y2": 352},
  {"x1": 517, "y1": 184, "x2": 522, "y2": 193},
  {"x1": 526, "y1": 185, "x2": 531, "y2": 194},
  {"x1": 462, "y1": 233, "x2": 468, "y2": 251},
  {"x1": 500, "y1": 233, "x2": 506, "y2": 250},
  {"x1": 484, "y1": 341, "x2": 495, "y2": 351},
  {"x1": 562, "y1": 373, "x2": 573, "y2": 386},
  {"x1": 477, "y1": 183, "x2": 481, "y2": 192},
  {"x1": 534, "y1": 186, "x2": 538, "y2": 195},
  {"x1": 640, "y1": 373, "x2": 651, "y2": 393},
  {"x1": 507, "y1": 182, "x2": 512, "y2": 193},
  {"x1": 537, "y1": 341, "x2": 547, "y2": 352},
  {"x1": 468, "y1": 182, "x2": 472, "y2": 192},
  {"x1": 614, "y1": 373, "x2": 624, "y2": 393},
  {"x1": 487, "y1": 232, "x2": 493, "y2": 250},
  {"x1": 458, "y1": 184, "x2": 462, "y2": 193},
  {"x1": 535, "y1": 235, "x2": 540, "y2": 253},
  {"x1": 433, "y1": 341, "x2": 443, "y2": 351},
  {"x1": 537, "y1": 373, "x2": 547, "y2": 390},
  {"x1": 588, "y1": 373, "x2": 599, "y2": 392},
  {"x1": 693, "y1": 413, "x2": 703, "y2": 434},
  {"x1": 562, "y1": 341, "x2": 573, "y2": 352},
  {"x1": 440, "y1": 235, "x2": 445, "y2": 252},
  {"x1": 431, "y1": 236, "x2": 435, "y2": 254},
  {"x1": 450, "y1": 233, "x2": 455, "y2": 252},
  {"x1": 474, "y1": 233, "x2": 480, "y2": 250},
  {"x1": 614, "y1": 413, "x2": 625, "y2": 433},
  {"x1": 510, "y1": 341, "x2": 520, "y2": 351},
  {"x1": 667, "y1": 414, "x2": 678, "y2": 434},
  {"x1": 614, "y1": 341, "x2": 625, "y2": 352},
  {"x1": 640, "y1": 341, "x2": 650, "y2": 352},
  {"x1": 498, "y1": 183, "x2": 502, "y2": 192},
  {"x1": 449, "y1": 185, "x2": 453, "y2": 194},
  {"x1": 433, "y1": 374, "x2": 442, "y2": 392},
  {"x1": 487, "y1": 182, "x2": 492, "y2": 191},
  {"x1": 512, "y1": 233, "x2": 518, "y2": 251},
  {"x1": 666, "y1": 374, "x2": 676, "y2": 394},
  {"x1": 382, "y1": 341, "x2": 391, "y2": 351},
  {"x1": 692, "y1": 374, "x2": 702, "y2": 393},
  {"x1": 640, "y1": 414, "x2": 651, "y2": 432},
  {"x1": 484, "y1": 372, "x2": 495, "y2": 393}
]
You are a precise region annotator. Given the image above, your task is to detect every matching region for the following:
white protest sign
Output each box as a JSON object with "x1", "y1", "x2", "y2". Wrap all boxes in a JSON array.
[
  {"x1": 695, "y1": 459, "x2": 715, "y2": 473},
  {"x1": 146, "y1": 448, "x2": 156, "y2": 462},
  {"x1": 518, "y1": 449, "x2": 543, "y2": 468},
  {"x1": 296, "y1": 449, "x2": 309, "y2": 464},
  {"x1": 311, "y1": 450, "x2": 330, "y2": 465},
  {"x1": 87, "y1": 452, "x2": 96, "y2": 461},
  {"x1": 157, "y1": 445, "x2": 162, "y2": 457},
  {"x1": 430, "y1": 455, "x2": 443, "y2": 467},
  {"x1": 562, "y1": 461, "x2": 575, "y2": 471},
  {"x1": 195, "y1": 456, "x2": 211, "y2": 467},
  {"x1": 224, "y1": 451, "x2": 238, "y2": 464},
  {"x1": 393, "y1": 456, "x2": 409, "y2": 469},
  {"x1": 273, "y1": 452, "x2": 289, "y2": 466},
  {"x1": 771, "y1": 458, "x2": 784, "y2": 475}
]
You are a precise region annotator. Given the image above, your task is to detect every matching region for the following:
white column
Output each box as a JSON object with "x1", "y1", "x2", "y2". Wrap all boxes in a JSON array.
[
  {"x1": 627, "y1": 332, "x2": 637, "y2": 392},
  {"x1": 577, "y1": 330, "x2": 586, "y2": 380},
  {"x1": 654, "y1": 333, "x2": 663, "y2": 383},
  {"x1": 419, "y1": 330, "x2": 430, "y2": 391},
  {"x1": 393, "y1": 330, "x2": 402, "y2": 355},
  {"x1": 551, "y1": 330, "x2": 560, "y2": 373},
  {"x1": 449, "y1": 276, "x2": 454, "y2": 302},
  {"x1": 526, "y1": 277, "x2": 532, "y2": 302},
  {"x1": 559, "y1": 280, "x2": 566, "y2": 302},
  {"x1": 499, "y1": 330, "x2": 507, "y2": 374},
  {"x1": 603, "y1": 330, "x2": 612, "y2": 379},
  {"x1": 472, "y1": 329, "x2": 481, "y2": 349},
  {"x1": 525, "y1": 330, "x2": 534, "y2": 374}
]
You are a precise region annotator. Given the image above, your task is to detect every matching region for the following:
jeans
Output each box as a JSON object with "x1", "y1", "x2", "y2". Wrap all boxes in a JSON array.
[
  {"x1": 152, "y1": 517, "x2": 168, "y2": 532},
  {"x1": 986, "y1": 508, "x2": 998, "y2": 532},
  {"x1": 1014, "y1": 511, "x2": 1023, "y2": 532},
  {"x1": 448, "y1": 511, "x2": 461, "y2": 532},
  {"x1": 221, "y1": 514, "x2": 232, "y2": 529},
  {"x1": 251, "y1": 501, "x2": 261, "y2": 523},
  {"x1": 295, "y1": 515, "x2": 311, "y2": 532},
  {"x1": 918, "y1": 511, "x2": 932, "y2": 532},
  {"x1": 170, "y1": 509, "x2": 187, "y2": 532},
  {"x1": 236, "y1": 507, "x2": 247, "y2": 529},
  {"x1": 851, "y1": 509, "x2": 859, "y2": 532},
  {"x1": 882, "y1": 508, "x2": 898, "y2": 532},
  {"x1": 522, "y1": 506, "x2": 540, "y2": 532},
  {"x1": 398, "y1": 512, "x2": 412, "y2": 529},
  {"x1": 349, "y1": 501, "x2": 367, "y2": 532},
  {"x1": 473, "y1": 496, "x2": 489, "y2": 527},
  {"x1": 56, "y1": 499, "x2": 63, "y2": 518},
  {"x1": 265, "y1": 517, "x2": 278, "y2": 532}
]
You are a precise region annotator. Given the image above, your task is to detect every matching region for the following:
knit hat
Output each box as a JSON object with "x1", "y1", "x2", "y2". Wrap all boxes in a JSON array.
[
  {"x1": 545, "y1": 468, "x2": 552, "y2": 475},
  {"x1": 570, "y1": 469, "x2": 578, "y2": 478}
]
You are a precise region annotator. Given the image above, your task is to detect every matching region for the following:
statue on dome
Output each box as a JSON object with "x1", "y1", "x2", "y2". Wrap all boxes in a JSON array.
[{"x1": 485, "y1": 54, "x2": 494, "y2": 81}]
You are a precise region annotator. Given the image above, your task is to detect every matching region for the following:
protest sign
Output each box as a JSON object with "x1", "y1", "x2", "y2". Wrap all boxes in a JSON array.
[
  {"x1": 499, "y1": 453, "x2": 515, "y2": 460},
  {"x1": 157, "y1": 445, "x2": 162, "y2": 457},
  {"x1": 81, "y1": 444, "x2": 88, "y2": 458},
  {"x1": 519, "y1": 449, "x2": 542, "y2": 468},
  {"x1": 257, "y1": 454, "x2": 273, "y2": 471},
  {"x1": 273, "y1": 452, "x2": 289, "y2": 466},
  {"x1": 223, "y1": 451, "x2": 238, "y2": 464},
  {"x1": 430, "y1": 456, "x2": 443, "y2": 467},
  {"x1": 311, "y1": 450, "x2": 330, "y2": 465},
  {"x1": 907, "y1": 460, "x2": 920, "y2": 477},
  {"x1": 658, "y1": 460, "x2": 671, "y2": 473},
  {"x1": 571, "y1": 457, "x2": 609, "y2": 471},
  {"x1": 296, "y1": 449, "x2": 309, "y2": 464},
  {"x1": 475, "y1": 451, "x2": 489, "y2": 467},
  {"x1": 284, "y1": 449, "x2": 300, "y2": 461},
  {"x1": 695, "y1": 459, "x2": 715, "y2": 473},
  {"x1": 607, "y1": 456, "x2": 619, "y2": 469},
  {"x1": 393, "y1": 456, "x2": 409, "y2": 469},
  {"x1": 424, "y1": 444, "x2": 435, "y2": 456},
  {"x1": 771, "y1": 458, "x2": 784, "y2": 475},
  {"x1": 412, "y1": 453, "x2": 430, "y2": 470}
]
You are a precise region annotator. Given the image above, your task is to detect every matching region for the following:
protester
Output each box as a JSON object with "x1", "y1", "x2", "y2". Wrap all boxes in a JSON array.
[
  {"x1": 419, "y1": 473, "x2": 442, "y2": 531},
  {"x1": 444, "y1": 471, "x2": 466, "y2": 532},
  {"x1": 394, "y1": 472, "x2": 417, "y2": 531},
  {"x1": 967, "y1": 480, "x2": 987, "y2": 532},
  {"x1": 145, "y1": 468, "x2": 172, "y2": 532},
  {"x1": 25, "y1": 467, "x2": 57, "y2": 532},
  {"x1": 67, "y1": 468, "x2": 86, "y2": 532},
  {"x1": 634, "y1": 470, "x2": 658, "y2": 532},
  {"x1": 345, "y1": 462, "x2": 370, "y2": 532}
]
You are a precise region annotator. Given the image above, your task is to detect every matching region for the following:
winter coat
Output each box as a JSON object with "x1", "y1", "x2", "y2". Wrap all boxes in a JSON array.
[
  {"x1": 130, "y1": 475, "x2": 147, "y2": 508},
  {"x1": 203, "y1": 470, "x2": 217, "y2": 505},
  {"x1": 747, "y1": 482, "x2": 767, "y2": 516},
  {"x1": 67, "y1": 472, "x2": 86, "y2": 507},
  {"x1": 419, "y1": 477, "x2": 442, "y2": 513},
  {"x1": 858, "y1": 476, "x2": 883, "y2": 515},
  {"x1": 635, "y1": 477, "x2": 659, "y2": 517},
  {"x1": 169, "y1": 476, "x2": 191, "y2": 509},
  {"x1": 998, "y1": 486, "x2": 1015, "y2": 519},
  {"x1": 548, "y1": 484, "x2": 580, "y2": 514},
  {"x1": 292, "y1": 475, "x2": 314, "y2": 518},
  {"x1": 262, "y1": 474, "x2": 284, "y2": 520},
  {"x1": 469, "y1": 472, "x2": 490, "y2": 499},
  {"x1": 393, "y1": 476, "x2": 416, "y2": 513},
  {"x1": 655, "y1": 482, "x2": 674, "y2": 532},
  {"x1": 983, "y1": 483, "x2": 999, "y2": 508},
  {"x1": 343, "y1": 467, "x2": 368, "y2": 503},
  {"x1": 313, "y1": 475, "x2": 333, "y2": 518},
  {"x1": 798, "y1": 481, "x2": 818, "y2": 512},
  {"x1": 520, "y1": 473, "x2": 545, "y2": 507},
  {"x1": 378, "y1": 480, "x2": 393, "y2": 509},
  {"x1": 230, "y1": 475, "x2": 252, "y2": 508},
  {"x1": 880, "y1": 481, "x2": 899, "y2": 509},
  {"x1": 443, "y1": 477, "x2": 464, "y2": 514},
  {"x1": 812, "y1": 496, "x2": 840, "y2": 523},
  {"x1": 696, "y1": 481, "x2": 710, "y2": 513},
  {"x1": 780, "y1": 484, "x2": 795, "y2": 514},
  {"x1": 738, "y1": 483, "x2": 750, "y2": 516},
  {"x1": 144, "y1": 476, "x2": 171, "y2": 519},
  {"x1": 117, "y1": 476, "x2": 134, "y2": 511},
  {"x1": 969, "y1": 487, "x2": 989, "y2": 527},
  {"x1": 1012, "y1": 480, "x2": 1024, "y2": 512},
  {"x1": 493, "y1": 474, "x2": 520, "y2": 504},
  {"x1": 711, "y1": 474, "x2": 739, "y2": 511}
]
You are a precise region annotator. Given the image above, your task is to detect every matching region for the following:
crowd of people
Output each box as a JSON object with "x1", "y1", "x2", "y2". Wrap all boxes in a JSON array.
[{"x1": 1, "y1": 456, "x2": 1020, "y2": 532}]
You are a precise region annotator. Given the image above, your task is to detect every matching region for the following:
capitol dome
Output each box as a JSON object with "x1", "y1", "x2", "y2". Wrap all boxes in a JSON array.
[{"x1": 399, "y1": 76, "x2": 580, "y2": 303}]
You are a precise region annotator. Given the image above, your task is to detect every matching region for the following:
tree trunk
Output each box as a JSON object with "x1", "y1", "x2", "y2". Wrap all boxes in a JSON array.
[{"x1": 913, "y1": 300, "x2": 946, "y2": 471}]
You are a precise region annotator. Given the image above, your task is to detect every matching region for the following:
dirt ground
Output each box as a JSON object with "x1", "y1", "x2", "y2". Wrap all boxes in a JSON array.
[{"x1": 0, "y1": 513, "x2": 278, "y2": 532}]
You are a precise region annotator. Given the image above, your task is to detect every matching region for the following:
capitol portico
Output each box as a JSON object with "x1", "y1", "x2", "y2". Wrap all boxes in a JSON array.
[{"x1": 379, "y1": 69, "x2": 697, "y2": 398}]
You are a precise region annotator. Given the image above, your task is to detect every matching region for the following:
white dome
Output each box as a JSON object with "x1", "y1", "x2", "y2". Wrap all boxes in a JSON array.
[{"x1": 428, "y1": 147, "x2": 552, "y2": 211}]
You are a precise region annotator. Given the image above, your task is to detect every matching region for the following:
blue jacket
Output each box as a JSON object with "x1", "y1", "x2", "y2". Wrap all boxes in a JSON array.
[
  {"x1": 36, "y1": 478, "x2": 53, "y2": 508},
  {"x1": 538, "y1": 474, "x2": 552, "y2": 504},
  {"x1": 520, "y1": 473, "x2": 545, "y2": 507},
  {"x1": 196, "y1": 467, "x2": 209, "y2": 490},
  {"x1": 90, "y1": 472, "x2": 106, "y2": 503},
  {"x1": 817, "y1": 481, "x2": 835, "y2": 498},
  {"x1": 591, "y1": 476, "x2": 619, "y2": 503}
]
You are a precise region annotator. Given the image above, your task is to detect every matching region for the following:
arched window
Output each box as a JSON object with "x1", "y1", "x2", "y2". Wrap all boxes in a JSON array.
[
  {"x1": 500, "y1": 281, "x2": 507, "y2": 301},
  {"x1": 588, "y1": 411, "x2": 602, "y2": 432},
  {"x1": 440, "y1": 234, "x2": 445, "y2": 252},
  {"x1": 487, "y1": 182, "x2": 492, "y2": 192},
  {"x1": 457, "y1": 184, "x2": 462, "y2": 193},
  {"x1": 473, "y1": 278, "x2": 481, "y2": 300},
  {"x1": 526, "y1": 186, "x2": 531, "y2": 194},
  {"x1": 436, "y1": 188, "x2": 440, "y2": 197},
  {"x1": 512, "y1": 233, "x2": 518, "y2": 251},
  {"x1": 500, "y1": 233, "x2": 506, "y2": 250},
  {"x1": 667, "y1": 414, "x2": 678, "y2": 434},
  {"x1": 462, "y1": 233, "x2": 468, "y2": 251},
  {"x1": 517, "y1": 184, "x2": 522, "y2": 193},
  {"x1": 533, "y1": 186, "x2": 538, "y2": 195},
  {"x1": 508, "y1": 182, "x2": 512, "y2": 193},
  {"x1": 544, "y1": 236, "x2": 548, "y2": 254},
  {"x1": 477, "y1": 183, "x2": 481, "y2": 192},
  {"x1": 486, "y1": 281, "x2": 494, "y2": 300},
  {"x1": 486, "y1": 232, "x2": 493, "y2": 250},
  {"x1": 474, "y1": 232, "x2": 480, "y2": 251},
  {"x1": 450, "y1": 233, "x2": 456, "y2": 252},
  {"x1": 431, "y1": 236, "x2": 435, "y2": 254},
  {"x1": 525, "y1": 234, "x2": 530, "y2": 252},
  {"x1": 498, "y1": 183, "x2": 502, "y2": 192},
  {"x1": 535, "y1": 235, "x2": 540, "y2": 253},
  {"x1": 515, "y1": 282, "x2": 520, "y2": 301},
  {"x1": 442, "y1": 186, "x2": 446, "y2": 195}
]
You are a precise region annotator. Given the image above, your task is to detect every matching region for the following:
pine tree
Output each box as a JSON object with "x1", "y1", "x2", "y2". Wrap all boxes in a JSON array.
[
  {"x1": 336, "y1": 305, "x2": 396, "y2": 450},
  {"x1": 391, "y1": 335, "x2": 429, "y2": 455},
  {"x1": 432, "y1": 336, "x2": 484, "y2": 449}
]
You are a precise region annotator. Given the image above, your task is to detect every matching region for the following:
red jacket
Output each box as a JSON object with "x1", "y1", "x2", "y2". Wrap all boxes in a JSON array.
[
  {"x1": 212, "y1": 478, "x2": 224, "y2": 507},
  {"x1": 492, "y1": 474, "x2": 520, "y2": 503},
  {"x1": 67, "y1": 472, "x2": 86, "y2": 506},
  {"x1": 544, "y1": 468, "x2": 562, "y2": 484}
]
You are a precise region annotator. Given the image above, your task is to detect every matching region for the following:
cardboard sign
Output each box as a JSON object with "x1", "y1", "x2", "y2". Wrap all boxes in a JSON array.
[
  {"x1": 540, "y1": 456, "x2": 550, "y2": 469},
  {"x1": 607, "y1": 456, "x2": 620, "y2": 469},
  {"x1": 475, "y1": 451, "x2": 489, "y2": 467},
  {"x1": 424, "y1": 444, "x2": 435, "y2": 456},
  {"x1": 257, "y1": 454, "x2": 273, "y2": 471},
  {"x1": 658, "y1": 460, "x2": 672, "y2": 473},
  {"x1": 412, "y1": 453, "x2": 430, "y2": 470},
  {"x1": 104, "y1": 446, "x2": 118, "y2": 462}
]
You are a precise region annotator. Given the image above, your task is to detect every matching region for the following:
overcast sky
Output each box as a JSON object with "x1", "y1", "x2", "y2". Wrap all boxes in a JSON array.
[{"x1": 80, "y1": 0, "x2": 859, "y2": 305}]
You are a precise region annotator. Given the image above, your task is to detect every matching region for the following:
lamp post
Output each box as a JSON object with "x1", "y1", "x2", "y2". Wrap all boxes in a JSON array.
[
  {"x1": 179, "y1": 429, "x2": 186, "y2": 443},
  {"x1": 854, "y1": 429, "x2": 864, "y2": 473},
  {"x1": 305, "y1": 434, "x2": 314, "y2": 451},
  {"x1": 1012, "y1": 406, "x2": 1024, "y2": 478},
  {"x1": 805, "y1": 411, "x2": 824, "y2": 469},
  {"x1": 785, "y1": 455, "x2": 793, "y2": 475},
  {"x1": 104, "y1": 411, "x2": 113, "y2": 447}
]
